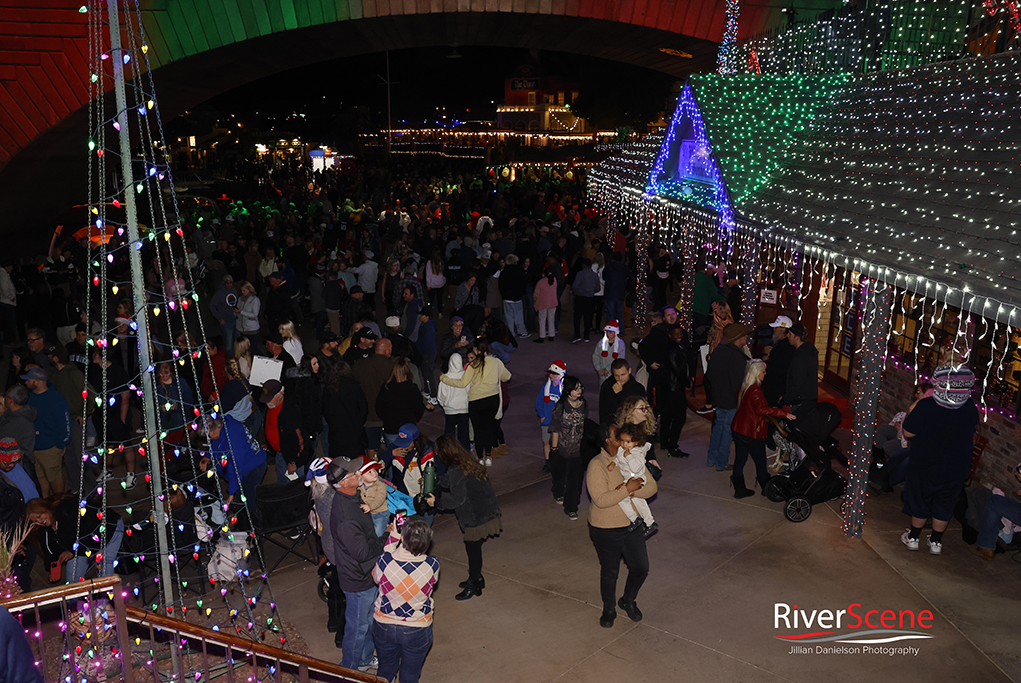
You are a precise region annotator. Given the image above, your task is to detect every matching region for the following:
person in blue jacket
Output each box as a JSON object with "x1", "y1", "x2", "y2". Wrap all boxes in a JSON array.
[
  {"x1": 200, "y1": 414, "x2": 267, "y2": 517},
  {"x1": 535, "y1": 360, "x2": 566, "y2": 473}
]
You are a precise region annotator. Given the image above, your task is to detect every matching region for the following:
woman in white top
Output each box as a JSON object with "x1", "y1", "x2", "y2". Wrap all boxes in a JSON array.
[
  {"x1": 279, "y1": 320, "x2": 304, "y2": 365},
  {"x1": 236, "y1": 280, "x2": 262, "y2": 352}
]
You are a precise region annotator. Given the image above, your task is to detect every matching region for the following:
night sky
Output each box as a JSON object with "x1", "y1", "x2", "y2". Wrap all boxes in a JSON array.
[{"x1": 190, "y1": 47, "x2": 676, "y2": 139}]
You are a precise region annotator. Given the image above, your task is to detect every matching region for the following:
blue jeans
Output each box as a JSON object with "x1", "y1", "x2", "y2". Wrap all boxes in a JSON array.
[
  {"x1": 372, "y1": 621, "x2": 433, "y2": 683},
  {"x1": 977, "y1": 494, "x2": 1021, "y2": 550},
  {"x1": 371, "y1": 511, "x2": 389, "y2": 537},
  {"x1": 604, "y1": 298, "x2": 624, "y2": 329},
  {"x1": 503, "y1": 300, "x2": 527, "y2": 336},
  {"x1": 221, "y1": 321, "x2": 238, "y2": 356},
  {"x1": 274, "y1": 451, "x2": 305, "y2": 484},
  {"x1": 67, "y1": 518, "x2": 124, "y2": 582},
  {"x1": 341, "y1": 586, "x2": 378, "y2": 669},
  {"x1": 707, "y1": 408, "x2": 737, "y2": 470}
]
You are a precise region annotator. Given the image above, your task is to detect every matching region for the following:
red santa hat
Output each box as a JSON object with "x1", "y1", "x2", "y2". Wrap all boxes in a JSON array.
[
  {"x1": 548, "y1": 360, "x2": 567, "y2": 376},
  {"x1": 603, "y1": 320, "x2": 620, "y2": 335}
]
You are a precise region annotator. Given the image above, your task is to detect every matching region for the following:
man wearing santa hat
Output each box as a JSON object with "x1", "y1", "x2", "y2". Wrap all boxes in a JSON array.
[{"x1": 592, "y1": 321, "x2": 625, "y2": 382}]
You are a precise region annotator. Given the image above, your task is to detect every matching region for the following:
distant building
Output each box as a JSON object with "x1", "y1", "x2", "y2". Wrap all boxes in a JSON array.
[{"x1": 496, "y1": 63, "x2": 588, "y2": 133}]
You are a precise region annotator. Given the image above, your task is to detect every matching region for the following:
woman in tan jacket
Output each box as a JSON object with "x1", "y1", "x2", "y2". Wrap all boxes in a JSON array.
[{"x1": 586, "y1": 424, "x2": 658, "y2": 629}]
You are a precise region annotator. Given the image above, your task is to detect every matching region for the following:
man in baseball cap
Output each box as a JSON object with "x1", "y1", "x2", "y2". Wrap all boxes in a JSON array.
[
  {"x1": 326, "y1": 453, "x2": 385, "y2": 671},
  {"x1": 764, "y1": 316, "x2": 796, "y2": 407}
]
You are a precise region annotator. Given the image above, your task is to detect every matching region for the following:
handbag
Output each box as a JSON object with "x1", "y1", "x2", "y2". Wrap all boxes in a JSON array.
[{"x1": 645, "y1": 461, "x2": 663, "y2": 482}]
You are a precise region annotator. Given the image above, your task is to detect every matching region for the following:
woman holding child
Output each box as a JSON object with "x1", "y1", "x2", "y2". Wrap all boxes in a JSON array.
[{"x1": 585, "y1": 424, "x2": 658, "y2": 629}]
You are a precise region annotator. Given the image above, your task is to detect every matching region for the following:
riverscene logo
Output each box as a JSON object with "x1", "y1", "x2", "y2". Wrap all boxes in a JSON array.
[{"x1": 774, "y1": 603, "x2": 935, "y2": 656}]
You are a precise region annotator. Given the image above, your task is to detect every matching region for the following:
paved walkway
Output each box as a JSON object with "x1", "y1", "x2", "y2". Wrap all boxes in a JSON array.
[{"x1": 271, "y1": 323, "x2": 1019, "y2": 683}]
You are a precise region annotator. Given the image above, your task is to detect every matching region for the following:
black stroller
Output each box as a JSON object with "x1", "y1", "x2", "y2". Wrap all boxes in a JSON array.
[{"x1": 763, "y1": 402, "x2": 848, "y2": 522}]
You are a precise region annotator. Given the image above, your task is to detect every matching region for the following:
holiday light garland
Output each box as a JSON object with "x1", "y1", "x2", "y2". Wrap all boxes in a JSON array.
[{"x1": 79, "y1": 4, "x2": 287, "y2": 674}]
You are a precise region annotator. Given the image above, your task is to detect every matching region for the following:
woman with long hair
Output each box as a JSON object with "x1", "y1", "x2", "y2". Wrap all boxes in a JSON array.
[
  {"x1": 376, "y1": 357, "x2": 427, "y2": 462},
  {"x1": 233, "y1": 335, "x2": 253, "y2": 378},
  {"x1": 294, "y1": 354, "x2": 324, "y2": 455},
  {"x1": 425, "y1": 434, "x2": 502, "y2": 601},
  {"x1": 549, "y1": 375, "x2": 588, "y2": 520},
  {"x1": 613, "y1": 396, "x2": 663, "y2": 474},
  {"x1": 25, "y1": 495, "x2": 124, "y2": 583},
  {"x1": 279, "y1": 320, "x2": 304, "y2": 365},
  {"x1": 731, "y1": 359, "x2": 795, "y2": 498},
  {"x1": 439, "y1": 340, "x2": 511, "y2": 466},
  {"x1": 532, "y1": 267, "x2": 559, "y2": 344},
  {"x1": 322, "y1": 362, "x2": 368, "y2": 460},
  {"x1": 4, "y1": 347, "x2": 30, "y2": 391}
]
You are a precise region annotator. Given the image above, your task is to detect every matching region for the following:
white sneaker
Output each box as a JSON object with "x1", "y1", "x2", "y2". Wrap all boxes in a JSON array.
[
  {"x1": 518, "y1": 333, "x2": 530, "y2": 338},
  {"x1": 484, "y1": 456, "x2": 493, "y2": 467},
  {"x1": 124, "y1": 472, "x2": 137, "y2": 490},
  {"x1": 86, "y1": 436, "x2": 97, "y2": 448},
  {"x1": 357, "y1": 656, "x2": 378, "y2": 672},
  {"x1": 901, "y1": 530, "x2": 919, "y2": 551},
  {"x1": 927, "y1": 537, "x2": 942, "y2": 555}
]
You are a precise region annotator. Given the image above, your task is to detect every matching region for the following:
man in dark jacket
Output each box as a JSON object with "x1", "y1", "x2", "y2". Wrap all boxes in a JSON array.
[
  {"x1": 265, "y1": 272, "x2": 292, "y2": 327},
  {"x1": 598, "y1": 359, "x2": 646, "y2": 426},
  {"x1": 602, "y1": 252, "x2": 628, "y2": 328},
  {"x1": 785, "y1": 323, "x2": 819, "y2": 416},
  {"x1": 705, "y1": 323, "x2": 752, "y2": 471},
  {"x1": 763, "y1": 315, "x2": 796, "y2": 407},
  {"x1": 637, "y1": 306, "x2": 680, "y2": 415},
  {"x1": 342, "y1": 286, "x2": 372, "y2": 337},
  {"x1": 660, "y1": 327, "x2": 691, "y2": 458},
  {"x1": 353, "y1": 339, "x2": 395, "y2": 460},
  {"x1": 327, "y1": 456, "x2": 384, "y2": 672},
  {"x1": 570, "y1": 258, "x2": 600, "y2": 343},
  {"x1": 498, "y1": 254, "x2": 529, "y2": 337}
]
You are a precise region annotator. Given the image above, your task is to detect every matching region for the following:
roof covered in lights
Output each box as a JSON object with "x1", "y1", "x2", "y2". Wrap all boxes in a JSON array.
[
  {"x1": 588, "y1": 133, "x2": 665, "y2": 191},
  {"x1": 741, "y1": 51, "x2": 1021, "y2": 308}
]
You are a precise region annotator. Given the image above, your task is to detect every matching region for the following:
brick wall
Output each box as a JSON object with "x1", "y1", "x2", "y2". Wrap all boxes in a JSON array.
[{"x1": 862, "y1": 357, "x2": 1020, "y2": 493}]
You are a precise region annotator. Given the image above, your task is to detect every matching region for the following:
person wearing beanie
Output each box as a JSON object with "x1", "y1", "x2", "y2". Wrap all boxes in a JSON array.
[
  {"x1": 900, "y1": 364, "x2": 979, "y2": 556},
  {"x1": 0, "y1": 437, "x2": 38, "y2": 518},
  {"x1": 535, "y1": 360, "x2": 567, "y2": 472},
  {"x1": 592, "y1": 321, "x2": 625, "y2": 382}
]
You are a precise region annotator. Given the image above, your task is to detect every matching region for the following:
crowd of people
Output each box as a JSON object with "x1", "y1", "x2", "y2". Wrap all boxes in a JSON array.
[{"x1": 0, "y1": 152, "x2": 1006, "y2": 682}]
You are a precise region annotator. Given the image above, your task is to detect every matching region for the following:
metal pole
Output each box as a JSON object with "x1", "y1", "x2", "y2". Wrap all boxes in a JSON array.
[
  {"x1": 106, "y1": 0, "x2": 180, "y2": 670},
  {"x1": 386, "y1": 51, "x2": 392, "y2": 160}
]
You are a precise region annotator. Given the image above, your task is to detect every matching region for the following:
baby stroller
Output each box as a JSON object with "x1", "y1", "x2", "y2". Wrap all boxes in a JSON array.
[{"x1": 763, "y1": 402, "x2": 848, "y2": 522}]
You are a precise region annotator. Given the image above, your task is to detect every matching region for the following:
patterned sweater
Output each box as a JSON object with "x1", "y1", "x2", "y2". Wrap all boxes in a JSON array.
[{"x1": 373, "y1": 534, "x2": 441, "y2": 628}]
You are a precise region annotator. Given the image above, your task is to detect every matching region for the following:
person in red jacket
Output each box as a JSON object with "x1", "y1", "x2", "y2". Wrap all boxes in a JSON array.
[{"x1": 731, "y1": 359, "x2": 795, "y2": 498}]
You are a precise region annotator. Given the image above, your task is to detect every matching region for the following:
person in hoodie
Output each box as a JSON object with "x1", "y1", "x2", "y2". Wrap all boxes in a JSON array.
[
  {"x1": 437, "y1": 352, "x2": 471, "y2": 451},
  {"x1": 535, "y1": 360, "x2": 566, "y2": 472},
  {"x1": 208, "y1": 274, "x2": 240, "y2": 354},
  {"x1": 200, "y1": 414, "x2": 267, "y2": 519}
]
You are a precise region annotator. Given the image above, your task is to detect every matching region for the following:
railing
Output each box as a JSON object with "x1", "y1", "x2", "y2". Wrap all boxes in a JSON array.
[{"x1": 2, "y1": 576, "x2": 381, "y2": 683}]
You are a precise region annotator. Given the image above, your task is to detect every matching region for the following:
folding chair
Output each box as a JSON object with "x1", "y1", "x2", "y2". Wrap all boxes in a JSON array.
[{"x1": 253, "y1": 479, "x2": 318, "y2": 576}]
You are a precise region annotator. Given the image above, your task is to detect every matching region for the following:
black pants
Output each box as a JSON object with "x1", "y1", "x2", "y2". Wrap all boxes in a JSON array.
[
  {"x1": 468, "y1": 395, "x2": 500, "y2": 457},
  {"x1": 464, "y1": 539, "x2": 485, "y2": 581},
  {"x1": 549, "y1": 452, "x2": 583, "y2": 513},
  {"x1": 573, "y1": 295, "x2": 594, "y2": 340},
  {"x1": 589, "y1": 524, "x2": 650, "y2": 613},
  {"x1": 658, "y1": 390, "x2": 688, "y2": 450},
  {"x1": 732, "y1": 432, "x2": 770, "y2": 484}
]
